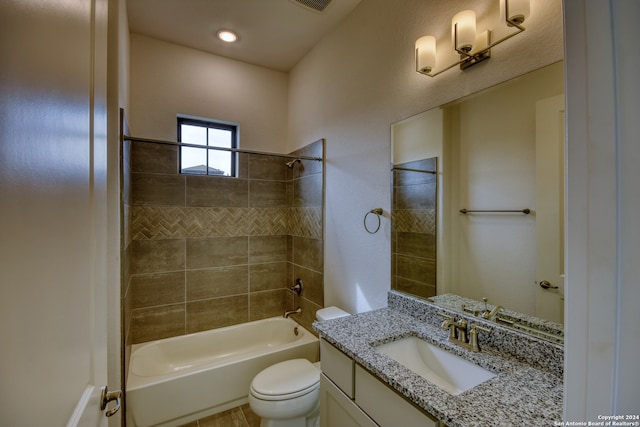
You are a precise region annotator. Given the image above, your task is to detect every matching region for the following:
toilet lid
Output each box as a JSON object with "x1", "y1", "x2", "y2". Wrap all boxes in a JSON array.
[{"x1": 251, "y1": 359, "x2": 320, "y2": 400}]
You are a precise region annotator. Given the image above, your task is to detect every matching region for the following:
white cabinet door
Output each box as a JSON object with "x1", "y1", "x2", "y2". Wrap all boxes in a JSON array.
[
  {"x1": 320, "y1": 375, "x2": 378, "y2": 427},
  {"x1": 355, "y1": 366, "x2": 438, "y2": 427},
  {"x1": 320, "y1": 339, "x2": 355, "y2": 398}
]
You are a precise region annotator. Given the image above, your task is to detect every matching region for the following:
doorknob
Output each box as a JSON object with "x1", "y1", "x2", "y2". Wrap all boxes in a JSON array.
[
  {"x1": 538, "y1": 280, "x2": 558, "y2": 290},
  {"x1": 100, "y1": 386, "x2": 122, "y2": 417}
]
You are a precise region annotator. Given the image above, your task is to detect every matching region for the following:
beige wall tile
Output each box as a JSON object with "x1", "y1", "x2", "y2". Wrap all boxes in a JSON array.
[
  {"x1": 186, "y1": 175, "x2": 248, "y2": 207},
  {"x1": 292, "y1": 236, "x2": 323, "y2": 272},
  {"x1": 130, "y1": 304, "x2": 185, "y2": 344},
  {"x1": 293, "y1": 266, "x2": 323, "y2": 307},
  {"x1": 131, "y1": 271, "x2": 185, "y2": 309},
  {"x1": 125, "y1": 139, "x2": 325, "y2": 344},
  {"x1": 249, "y1": 180, "x2": 287, "y2": 207},
  {"x1": 249, "y1": 235, "x2": 287, "y2": 263},
  {"x1": 394, "y1": 279, "x2": 436, "y2": 299},
  {"x1": 396, "y1": 232, "x2": 436, "y2": 260},
  {"x1": 131, "y1": 173, "x2": 185, "y2": 206},
  {"x1": 130, "y1": 239, "x2": 185, "y2": 274},
  {"x1": 236, "y1": 153, "x2": 249, "y2": 179},
  {"x1": 249, "y1": 262, "x2": 287, "y2": 292},
  {"x1": 292, "y1": 174, "x2": 322, "y2": 207},
  {"x1": 396, "y1": 254, "x2": 436, "y2": 286},
  {"x1": 249, "y1": 290, "x2": 286, "y2": 320},
  {"x1": 186, "y1": 295, "x2": 249, "y2": 333},
  {"x1": 248, "y1": 154, "x2": 288, "y2": 180},
  {"x1": 186, "y1": 266, "x2": 248, "y2": 301},
  {"x1": 131, "y1": 141, "x2": 178, "y2": 174},
  {"x1": 186, "y1": 236, "x2": 248, "y2": 269},
  {"x1": 394, "y1": 182, "x2": 436, "y2": 210}
]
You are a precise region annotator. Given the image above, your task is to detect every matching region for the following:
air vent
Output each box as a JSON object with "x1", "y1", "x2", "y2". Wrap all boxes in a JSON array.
[{"x1": 290, "y1": 0, "x2": 333, "y2": 13}]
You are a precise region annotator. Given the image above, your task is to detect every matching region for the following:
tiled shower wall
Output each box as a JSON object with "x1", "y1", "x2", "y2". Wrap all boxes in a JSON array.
[
  {"x1": 122, "y1": 139, "x2": 324, "y2": 353},
  {"x1": 391, "y1": 157, "x2": 437, "y2": 299}
]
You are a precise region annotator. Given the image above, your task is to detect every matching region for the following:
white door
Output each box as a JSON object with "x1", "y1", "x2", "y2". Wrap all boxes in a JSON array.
[
  {"x1": 0, "y1": 0, "x2": 118, "y2": 426},
  {"x1": 535, "y1": 94, "x2": 566, "y2": 323}
]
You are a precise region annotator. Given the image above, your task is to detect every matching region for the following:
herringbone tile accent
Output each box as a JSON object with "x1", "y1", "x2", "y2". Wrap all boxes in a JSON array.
[
  {"x1": 131, "y1": 206, "x2": 295, "y2": 240},
  {"x1": 289, "y1": 207, "x2": 322, "y2": 239},
  {"x1": 131, "y1": 207, "x2": 186, "y2": 240},
  {"x1": 184, "y1": 208, "x2": 252, "y2": 237},
  {"x1": 249, "y1": 208, "x2": 288, "y2": 236},
  {"x1": 392, "y1": 209, "x2": 436, "y2": 234}
]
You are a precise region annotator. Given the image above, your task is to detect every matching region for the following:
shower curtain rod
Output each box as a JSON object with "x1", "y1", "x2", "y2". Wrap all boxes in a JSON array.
[
  {"x1": 123, "y1": 135, "x2": 323, "y2": 162},
  {"x1": 392, "y1": 167, "x2": 437, "y2": 174}
]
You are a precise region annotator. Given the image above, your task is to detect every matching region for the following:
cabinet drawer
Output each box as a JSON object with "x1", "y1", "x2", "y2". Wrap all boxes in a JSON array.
[
  {"x1": 320, "y1": 338, "x2": 355, "y2": 398},
  {"x1": 355, "y1": 365, "x2": 437, "y2": 427}
]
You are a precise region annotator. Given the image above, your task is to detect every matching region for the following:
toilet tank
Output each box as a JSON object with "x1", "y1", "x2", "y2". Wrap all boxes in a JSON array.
[{"x1": 316, "y1": 306, "x2": 350, "y2": 321}]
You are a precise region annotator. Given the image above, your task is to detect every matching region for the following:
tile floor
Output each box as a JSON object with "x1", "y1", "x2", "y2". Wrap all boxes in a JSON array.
[{"x1": 178, "y1": 404, "x2": 261, "y2": 427}]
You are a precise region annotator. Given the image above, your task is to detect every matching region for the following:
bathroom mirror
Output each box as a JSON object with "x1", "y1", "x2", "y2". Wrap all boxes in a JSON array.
[{"x1": 391, "y1": 61, "x2": 565, "y2": 343}]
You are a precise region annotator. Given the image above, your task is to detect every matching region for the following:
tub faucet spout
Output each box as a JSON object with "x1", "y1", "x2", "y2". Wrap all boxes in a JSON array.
[{"x1": 283, "y1": 307, "x2": 301, "y2": 318}]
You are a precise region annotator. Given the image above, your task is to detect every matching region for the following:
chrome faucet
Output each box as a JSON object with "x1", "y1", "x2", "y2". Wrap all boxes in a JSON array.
[
  {"x1": 438, "y1": 312, "x2": 491, "y2": 352},
  {"x1": 283, "y1": 307, "x2": 301, "y2": 318}
]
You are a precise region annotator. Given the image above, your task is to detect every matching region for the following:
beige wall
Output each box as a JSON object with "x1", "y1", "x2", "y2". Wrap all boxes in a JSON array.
[
  {"x1": 288, "y1": 0, "x2": 564, "y2": 313},
  {"x1": 128, "y1": 34, "x2": 288, "y2": 153}
]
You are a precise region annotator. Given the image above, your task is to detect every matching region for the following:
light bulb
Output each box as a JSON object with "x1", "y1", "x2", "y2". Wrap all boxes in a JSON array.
[
  {"x1": 415, "y1": 36, "x2": 436, "y2": 74},
  {"x1": 501, "y1": 0, "x2": 530, "y2": 25},
  {"x1": 452, "y1": 10, "x2": 476, "y2": 53},
  {"x1": 217, "y1": 30, "x2": 238, "y2": 43}
]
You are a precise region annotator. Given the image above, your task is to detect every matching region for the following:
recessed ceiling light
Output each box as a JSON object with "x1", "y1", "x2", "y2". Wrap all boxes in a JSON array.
[{"x1": 217, "y1": 30, "x2": 238, "y2": 43}]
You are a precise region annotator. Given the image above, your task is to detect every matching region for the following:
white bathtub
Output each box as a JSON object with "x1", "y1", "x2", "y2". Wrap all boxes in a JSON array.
[{"x1": 126, "y1": 317, "x2": 319, "y2": 427}]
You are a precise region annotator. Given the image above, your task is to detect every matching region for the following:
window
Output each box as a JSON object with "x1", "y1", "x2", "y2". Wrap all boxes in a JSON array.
[{"x1": 178, "y1": 117, "x2": 238, "y2": 176}]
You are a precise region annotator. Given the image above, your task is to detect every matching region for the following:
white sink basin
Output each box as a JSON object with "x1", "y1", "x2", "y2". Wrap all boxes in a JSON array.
[{"x1": 374, "y1": 336, "x2": 496, "y2": 395}]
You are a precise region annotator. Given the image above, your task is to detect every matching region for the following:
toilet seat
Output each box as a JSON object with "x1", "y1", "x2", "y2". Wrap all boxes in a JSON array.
[{"x1": 250, "y1": 359, "x2": 320, "y2": 401}]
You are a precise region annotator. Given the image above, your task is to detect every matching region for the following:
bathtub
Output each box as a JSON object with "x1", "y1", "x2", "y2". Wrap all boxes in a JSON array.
[{"x1": 126, "y1": 317, "x2": 319, "y2": 427}]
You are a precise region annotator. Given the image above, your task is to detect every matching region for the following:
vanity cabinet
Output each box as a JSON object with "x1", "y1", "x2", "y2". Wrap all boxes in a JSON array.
[
  {"x1": 320, "y1": 339, "x2": 440, "y2": 427},
  {"x1": 320, "y1": 375, "x2": 377, "y2": 427}
]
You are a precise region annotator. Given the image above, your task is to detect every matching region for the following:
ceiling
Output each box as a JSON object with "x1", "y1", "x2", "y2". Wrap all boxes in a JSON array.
[{"x1": 127, "y1": 0, "x2": 362, "y2": 72}]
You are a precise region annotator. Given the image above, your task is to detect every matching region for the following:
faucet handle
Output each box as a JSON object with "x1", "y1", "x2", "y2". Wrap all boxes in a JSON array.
[
  {"x1": 437, "y1": 312, "x2": 457, "y2": 339},
  {"x1": 437, "y1": 311, "x2": 455, "y2": 320},
  {"x1": 461, "y1": 304, "x2": 480, "y2": 316},
  {"x1": 469, "y1": 323, "x2": 492, "y2": 352},
  {"x1": 472, "y1": 323, "x2": 491, "y2": 335}
]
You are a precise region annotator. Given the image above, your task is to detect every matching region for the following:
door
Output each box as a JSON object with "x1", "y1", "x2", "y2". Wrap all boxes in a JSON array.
[
  {"x1": 0, "y1": 0, "x2": 119, "y2": 426},
  {"x1": 535, "y1": 94, "x2": 566, "y2": 323}
]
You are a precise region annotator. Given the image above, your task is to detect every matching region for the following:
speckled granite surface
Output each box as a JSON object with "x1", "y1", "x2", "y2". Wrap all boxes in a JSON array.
[
  {"x1": 388, "y1": 291, "x2": 564, "y2": 376},
  {"x1": 313, "y1": 294, "x2": 563, "y2": 427},
  {"x1": 427, "y1": 293, "x2": 564, "y2": 344}
]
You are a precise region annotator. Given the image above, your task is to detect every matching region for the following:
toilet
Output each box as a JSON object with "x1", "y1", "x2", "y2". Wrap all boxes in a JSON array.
[{"x1": 248, "y1": 307, "x2": 350, "y2": 427}]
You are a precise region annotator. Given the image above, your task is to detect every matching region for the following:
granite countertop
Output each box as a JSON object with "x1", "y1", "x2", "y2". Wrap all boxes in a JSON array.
[{"x1": 314, "y1": 308, "x2": 563, "y2": 427}]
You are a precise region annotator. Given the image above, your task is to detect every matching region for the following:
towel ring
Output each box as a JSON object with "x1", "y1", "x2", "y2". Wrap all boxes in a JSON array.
[{"x1": 364, "y1": 208, "x2": 383, "y2": 234}]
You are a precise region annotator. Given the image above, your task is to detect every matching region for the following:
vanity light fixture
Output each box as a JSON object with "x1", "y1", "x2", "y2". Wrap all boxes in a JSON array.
[
  {"x1": 216, "y1": 29, "x2": 238, "y2": 43},
  {"x1": 415, "y1": 0, "x2": 529, "y2": 77}
]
